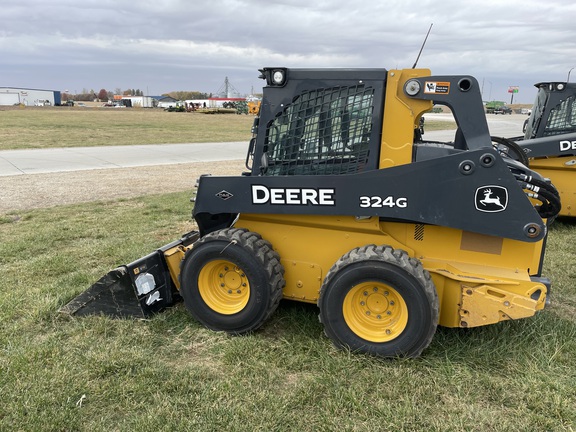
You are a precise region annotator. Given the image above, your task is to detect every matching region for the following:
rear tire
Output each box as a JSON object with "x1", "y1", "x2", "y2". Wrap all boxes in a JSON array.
[
  {"x1": 318, "y1": 245, "x2": 438, "y2": 358},
  {"x1": 180, "y1": 228, "x2": 285, "y2": 334}
]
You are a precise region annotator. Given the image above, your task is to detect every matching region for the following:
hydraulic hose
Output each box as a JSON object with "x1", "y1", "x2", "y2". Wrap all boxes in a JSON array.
[
  {"x1": 515, "y1": 173, "x2": 561, "y2": 219},
  {"x1": 491, "y1": 136, "x2": 530, "y2": 167}
]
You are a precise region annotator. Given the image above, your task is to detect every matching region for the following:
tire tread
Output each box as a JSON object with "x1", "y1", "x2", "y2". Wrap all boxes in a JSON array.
[
  {"x1": 318, "y1": 244, "x2": 439, "y2": 358},
  {"x1": 181, "y1": 227, "x2": 285, "y2": 334}
]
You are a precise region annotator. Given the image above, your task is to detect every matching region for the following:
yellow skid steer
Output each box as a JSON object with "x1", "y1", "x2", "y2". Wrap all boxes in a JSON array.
[
  {"x1": 63, "y1": 67, "x2": 560, "y2": 358},
  {"x1": 489, "y1": 81, "x2": 576, "y2": 216}
]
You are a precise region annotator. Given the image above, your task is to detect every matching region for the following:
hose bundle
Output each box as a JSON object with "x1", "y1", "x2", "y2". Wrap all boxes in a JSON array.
[
  {"x1": 514, "y1": 173, "x2": 561, "y2": 219},
  {"x1": 491, "y1": 136, "x2": 561, "y2": 219}
]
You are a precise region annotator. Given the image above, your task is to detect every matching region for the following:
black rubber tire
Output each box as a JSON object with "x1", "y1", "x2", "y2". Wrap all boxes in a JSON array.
[
  {"x1": 179, "y1": 228, "x2": 285, "y2": 334},
  {"x1": 318, "y1": 245, "x2": 439, "y2": 358}
]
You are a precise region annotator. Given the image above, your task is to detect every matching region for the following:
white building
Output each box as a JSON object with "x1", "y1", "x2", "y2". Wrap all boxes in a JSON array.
[
  {"x1": 120, "y1": 96, "x2": 157, "y2": 108},
  {"x1": 0, "y1": 87, "x2": 61, "y2": 106},
  {"x1": 153, "y1": 96, "x2": 179, "y2": 109}
]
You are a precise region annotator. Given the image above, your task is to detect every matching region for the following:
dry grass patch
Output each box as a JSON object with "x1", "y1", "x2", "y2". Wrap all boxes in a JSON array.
[{"x1": 0, "y1": 106, "x2": 254, "y2": 150}]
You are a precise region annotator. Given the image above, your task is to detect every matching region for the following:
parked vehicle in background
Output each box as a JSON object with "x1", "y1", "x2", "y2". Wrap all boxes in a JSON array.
[
  {"x1": 485, "y1": 101, "x2": 507, "y2": 114},
  {"x1": 494, "y1": 105, "x2": 512, "y2": 115}
]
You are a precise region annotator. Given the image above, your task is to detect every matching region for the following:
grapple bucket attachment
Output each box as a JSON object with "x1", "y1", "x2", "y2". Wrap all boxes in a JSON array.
[{"x1": 61, "y1": 231, "x2": 199, "y2": 318}]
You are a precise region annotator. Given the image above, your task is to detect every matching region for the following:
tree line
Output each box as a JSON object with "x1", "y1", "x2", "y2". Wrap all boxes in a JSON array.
[{"x1": 63, "y1": 89, "x2": 212, "y2": 102}]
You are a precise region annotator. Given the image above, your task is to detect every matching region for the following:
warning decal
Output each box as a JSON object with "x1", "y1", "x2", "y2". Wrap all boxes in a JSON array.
[{"x1": 424, "y1": 82, "x2": 450, "y2": 94}]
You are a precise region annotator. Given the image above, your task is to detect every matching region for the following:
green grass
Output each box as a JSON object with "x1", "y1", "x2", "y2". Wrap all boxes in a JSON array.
[
  {"x1": 0, "y1": 107, "x2": 254, "y2": 150},
  {"x1": 1, "y1": 195, "x2": 575, "y2": 431},
  {"x1": 424, "y1": 119, "x2": 457, "y2": 131},
  {"x1": 0, "y1": 106, "x2": 454, "y2": 151}
]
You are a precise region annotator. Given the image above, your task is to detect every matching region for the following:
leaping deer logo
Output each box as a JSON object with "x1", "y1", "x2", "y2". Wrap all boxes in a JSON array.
[{"x1": 479, "y1": 188, "x2": 505, "y2": 209}]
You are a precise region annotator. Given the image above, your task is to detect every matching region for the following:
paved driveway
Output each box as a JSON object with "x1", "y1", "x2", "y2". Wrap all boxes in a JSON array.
[
  {"x1": 0, "y1": 142, "x2": 248, "y2": 176},
  {"x1": 0, "y1": 114, "x2": 528, "y2": 177}
]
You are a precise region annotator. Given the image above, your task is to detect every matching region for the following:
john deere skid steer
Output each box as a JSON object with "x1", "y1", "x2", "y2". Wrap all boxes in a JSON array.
[
  {"x1": 511, "y1": 81, "x2": 576, "y2": 216},
  {"x1": 63, "y1": 67, "x2": 560, "y2": 358}
]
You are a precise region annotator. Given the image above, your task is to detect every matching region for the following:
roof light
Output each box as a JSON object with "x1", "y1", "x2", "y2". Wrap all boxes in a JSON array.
[
  {"x1": 272, "y1": 69, "x2": 286, "y2": 86},
  {"x1": 258, "y1": 68, "x2": 287, "y2": 86}
]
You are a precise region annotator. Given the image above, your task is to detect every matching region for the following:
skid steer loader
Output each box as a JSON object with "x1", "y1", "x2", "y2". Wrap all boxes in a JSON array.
[
  {"x1": 62, "y1": 67, "x2": 560, "y2": 358},
  {"x1": 482, "y1": 81, "x2": 576, "y2": 217},
  {"x1": 513, "y1": 81, "x2": 576, "y2": 216}
]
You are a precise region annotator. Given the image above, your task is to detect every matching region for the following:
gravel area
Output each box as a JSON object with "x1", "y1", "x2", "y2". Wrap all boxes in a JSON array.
[{"x1": 0, "y1": 159, "x2": 245, "y2": 213}]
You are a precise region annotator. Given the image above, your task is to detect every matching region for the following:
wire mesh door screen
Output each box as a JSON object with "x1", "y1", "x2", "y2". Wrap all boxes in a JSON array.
[
  {"x1": 544, "y1": 95, "x2": 576, "y2": 136},
  {"x1": 264, "y1": 85, "x2": 375, "y2": 176}
]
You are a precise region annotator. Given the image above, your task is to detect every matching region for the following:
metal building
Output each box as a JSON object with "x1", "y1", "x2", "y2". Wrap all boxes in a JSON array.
[{"x1": 0, "y1": 87, "x2": 62, "y2": 106}]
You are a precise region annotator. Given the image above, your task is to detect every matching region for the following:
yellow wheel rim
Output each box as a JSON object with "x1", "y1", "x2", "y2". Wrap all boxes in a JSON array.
[
  {"x1": 198, "y1": 259, "x2": 250, "y2": 315},
  {"x1": 343, "y1": 282, "x2": 408, "y2": 342}
]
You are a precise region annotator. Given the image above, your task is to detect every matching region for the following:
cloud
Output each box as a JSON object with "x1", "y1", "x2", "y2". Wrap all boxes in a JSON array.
[{"x1": 1, "y1": 0, "x2": 575, "y2": 102}]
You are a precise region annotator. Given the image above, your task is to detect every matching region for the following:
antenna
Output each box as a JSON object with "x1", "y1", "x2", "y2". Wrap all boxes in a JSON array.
[{"x1": 412, "y1": 23, "x2": 433, "y2": 69}]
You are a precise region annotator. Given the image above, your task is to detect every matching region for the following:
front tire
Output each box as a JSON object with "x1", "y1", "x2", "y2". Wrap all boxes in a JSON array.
[
  {"x1": 318, "y1": 245, "x2": 439, "y2": 358},
  {"x1": 180, "y1": 228, "x2": 285, "y2": 334}
]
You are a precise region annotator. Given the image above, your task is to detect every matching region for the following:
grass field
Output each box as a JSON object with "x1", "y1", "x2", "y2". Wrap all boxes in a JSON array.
[
  {"x1": 0, "y1": 195, "x2": 575, "y2": 431},
  {"x1": 0, "y1": 106, "x2": 254, "y2": 150},
  {"x1": 0, "y1": 106, "x2": 455, "y2": 150},
  {"x1": 0, "y1": 110, "x2": 574, "y2": 430}
]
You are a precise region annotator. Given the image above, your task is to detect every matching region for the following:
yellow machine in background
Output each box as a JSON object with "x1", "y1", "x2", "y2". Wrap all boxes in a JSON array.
[
  {"x1": 503, "y1": 81, "x2": 576, "y2": 216},
  {"x1": 247, "y1": 100, "x2": 261, "y2": 115}
]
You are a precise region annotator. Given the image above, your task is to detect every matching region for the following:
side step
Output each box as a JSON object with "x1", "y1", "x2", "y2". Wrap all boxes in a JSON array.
[{"x1": 60, "y1": 231, "x2": 199, "y2": 318}]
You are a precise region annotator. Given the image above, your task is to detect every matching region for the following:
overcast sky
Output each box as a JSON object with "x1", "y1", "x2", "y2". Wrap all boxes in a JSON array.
[{"x1": 2, "y1": 0, "x2": 575, "y2": 103}]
